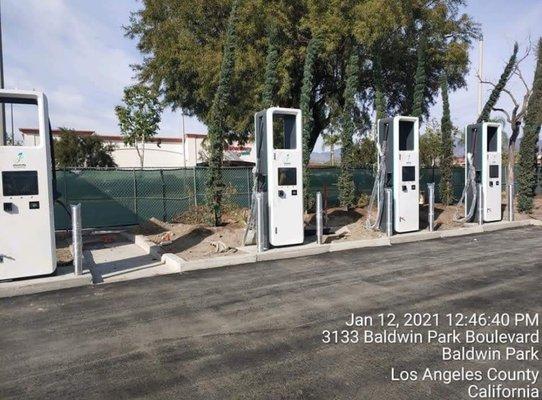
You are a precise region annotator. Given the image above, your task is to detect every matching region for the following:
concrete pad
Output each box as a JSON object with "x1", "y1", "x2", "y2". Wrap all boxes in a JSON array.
[
  {"x1": 0, "y1": 266, "x2": 92, "y2": 298},
  {"x1": 328, "y1": 237, "x2": 390, "y2": 252},
  {"x1": 390, "y1": 230, "x2": 441, "y2": 244},
  {"x1": 530, "y1": 219, "x2": 542, "y2": 226},
  {"x1": 182, "y1": 253, "x2": 257, "y2": 272},
  {"x1": 256, "y1": 243, "x2": 330, "y2": 262},
  {"x1": 85, "y1": 241, "x2": 171, "y2": 284},
  {"x1": 440, "y1": 225, "x2": 484, "y2": 238}
]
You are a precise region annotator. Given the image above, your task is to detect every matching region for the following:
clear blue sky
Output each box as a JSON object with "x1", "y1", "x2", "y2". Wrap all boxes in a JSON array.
[{"x1": 3, "y1": 0, "x2": 542, "y2": 144}]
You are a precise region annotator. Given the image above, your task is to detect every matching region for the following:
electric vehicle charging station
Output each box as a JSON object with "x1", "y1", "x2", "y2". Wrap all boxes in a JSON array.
[
  {"x1": 367, "y1": 116, "x2": 420, "y2": 234},
  {"x1": 462, "y1": 121, "x2": 502, "y2": 223},
  {"x1": 250, "y1": 107, "x2": 304, "y2": 248},
  {"x1": 0, "y1": 90, "x2": 57, "y2": 280}
]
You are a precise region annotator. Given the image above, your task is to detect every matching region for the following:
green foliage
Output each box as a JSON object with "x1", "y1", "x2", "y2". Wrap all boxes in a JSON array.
[
  {"x1": 321, "y1": 131, "x2": 340, "y2": 166},
  {"x1": 127, "y1": 0, "x2": 478, "y2": 152},
  {"x1": 206, "y1": 0, "x2": 241, "y2": 226},
  {"x1": 412, "y1": 37, "x2": 427, "y2": 119},
  {"x1": 54, "y1": 129, "x2": 116, "y2": 168},
  {"x1": 262, "y1": 25, "x2": 279, "y2": 108},
  {"x1": 338, "y1": 49, "x2": 358, "y2": 209},
  {"x1": 357, "y1": 192, "x2": 369, "y2": 208},
  {"x1": 300, "y1": 34, "x2": 322, "y2": 209},
  {"x1": 478, "y1": 43, "x2": 518, "y2": 123},
  {"x1": 373, "y1": 53, "x2": 386, "y2": 121},
  {"x1": 419, "y1": 119, "x2": 442, "y2": 168},
  {"x1": 517, "y1": 38, "x2": 542, "y2": 213},
  {"x1": 352, "y1": 136, "x2": 377, "y2": 169},
  {"x1": 115, "y1": 84, "x2": 162, "y2": 168},
  {"x1": 439, "y1": 73, "x2": 454, "y2": 205}
]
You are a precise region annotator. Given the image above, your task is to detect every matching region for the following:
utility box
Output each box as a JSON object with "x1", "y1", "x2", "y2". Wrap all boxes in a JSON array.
[
  {"x1": 465, "y1": 122, "x2": 502, "y2": 222},
  {"x1": 377, "y1": 116, "x2": 420, "y2": 233},
  {"x1": 0, "y1": 90, "x2": 56, "y2": 280},
  {"x1": 254, "y1": 107, "x2": 303, "y2": 247}
]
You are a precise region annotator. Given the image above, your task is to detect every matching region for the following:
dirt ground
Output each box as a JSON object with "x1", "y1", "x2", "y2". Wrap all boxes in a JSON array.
[
  {"x1": 133, "y1": 216, "x2": 246, "y2": 261},
  {"x1": 134, "y1": 195, "x2": 542, "y2": 261}
]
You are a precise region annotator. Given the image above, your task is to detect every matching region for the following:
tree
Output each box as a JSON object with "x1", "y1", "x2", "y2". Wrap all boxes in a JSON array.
[
  {"x1": 127, "y1": 0, "x2": 478, "y2": 153},
  {"x1": 262, "y1": 24, "x2": 279, "y2": 108},
  {"x1": 54, "y1": 128, "x2": 116, "y2": 168},
  {"x1": 115, "y1": 84, "x2": 162, "y2": 168},
  {"x1": 373, "y1": 53, "x2": 386, "y2": 122},
  {"x1": 477, "y1": 42, "x2": 533, "y2": 207},
  {"x1": 321, "y1": 132, "x2": 340, "y2": 166},
  {"x1": 338, "y1": 49, "x2": 358, "y2": 209},
  {"x1": 517, "y1": 38, "x2": 542, "y2": 212},
  {"x1": 206, "y1": 0, "x2": 241, "y2": 226},
  {"x1": 419, "y1": 120, "x2": 442, "y2": 168},
  {"x1": 439, "y1": 73, "x2": 454, "y2": 205},
  {"x1": 412, "y1": 37, "x2": 427, "y2": 119},
  {"x1": 352, "y1": 136, "x2": 377, "y2": 169},
  {"x1": 477, "y1": 43, "x2": 518, "y2": 123},
  {"x1": 300, "y1": 34, "x2": 321, "y2": 208}
]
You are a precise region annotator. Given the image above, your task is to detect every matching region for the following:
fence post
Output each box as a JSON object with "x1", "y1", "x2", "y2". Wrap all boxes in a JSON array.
[
  {"x1": 193, "y1": 167, "x2": 198, "y2": 207},
  {"x1": 160, "y1": 169, "x2": 167, "y2": 221},
  {"x1": 71, "y1": 204, "x2": 83, "y2": 276},
  {"x1": 132, "y1": 168, "x2": 138, "y2": 223}
]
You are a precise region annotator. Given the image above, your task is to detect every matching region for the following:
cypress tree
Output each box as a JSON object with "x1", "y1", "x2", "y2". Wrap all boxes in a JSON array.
[
  {"x1": 262, "y1": 25, "x2": 279, "y2": 108},
  {"x1": 439, "y1": 73, "x2": 454, "y2": 205},
  {"x1": 412, "y1": 38, "x2": 427, "y2": 119},
  {"x1": 517, "y1": 38, "x2": 542, "y2": 212},
  {"x1": 374, "y1": 53, "x2": 386, "y2": 121},
  {"x1": 477, "y1": 43, "x2": 518, "y2": 122},
  {"x1": 300, "y1": 35, "x2": 321, "y2": 209},
  {"x1": 338, "y1": 49, "x2": 359, "y2": 209},
  {"x1": 206, "y1": 0, "x2": 241, "y2": 226}
]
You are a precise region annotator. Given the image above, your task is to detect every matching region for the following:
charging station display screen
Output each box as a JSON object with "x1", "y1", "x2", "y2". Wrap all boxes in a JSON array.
[
  {"x1": 278, "y1": 168, "x2": 297, "y2": 186},
  {"x1": 489, "y1": 165, "x2": 499, "y2": 178},
  {"x1": 2, "y1": 171, "x2": 39, "y2": 196},
  {"x1": 402, "y1": 166, "x2": 416, "y2": 182}
]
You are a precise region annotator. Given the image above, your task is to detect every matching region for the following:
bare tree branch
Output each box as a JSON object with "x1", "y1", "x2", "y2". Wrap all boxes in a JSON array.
[
  {"x1": 476, "y1": 72, "x2": 520, "y2": 108},
  {"x1": 492, "y1": 107, "x2": 511, "y2": 123}
]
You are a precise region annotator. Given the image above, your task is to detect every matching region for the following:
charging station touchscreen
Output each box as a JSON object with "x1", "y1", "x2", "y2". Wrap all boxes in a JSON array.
[{"x1": 0, "y1": 90, "x2": 57, "y2": 280}]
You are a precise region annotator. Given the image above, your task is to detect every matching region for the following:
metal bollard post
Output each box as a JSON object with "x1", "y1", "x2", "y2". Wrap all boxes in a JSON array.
[
  {"x1": 385, "y1": 188, "x2": 393, "y2": 237},
  {"x1": 508, "y1": 183, "x2": 515, "y2": 222},
  {"x1": 316, "y1": 192, "x2": 323, "y2": 244},
  {"x1": 477, "y1": 183, "x2": 484, "y2": 225},
  {"x1": 71, "y1": 204, "x2": 83, "y2": 276},
  {"x1": 256, "y1": 193, "x2": 267, "y2": 252},
  {"x1": 427, "y1": 183, "x2": 435, "y2": 232}
]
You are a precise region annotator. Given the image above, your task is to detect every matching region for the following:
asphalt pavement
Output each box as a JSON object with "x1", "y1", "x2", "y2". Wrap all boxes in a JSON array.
[{"x1": 0, "y1": 226, "x2": 540, "y2": 399}]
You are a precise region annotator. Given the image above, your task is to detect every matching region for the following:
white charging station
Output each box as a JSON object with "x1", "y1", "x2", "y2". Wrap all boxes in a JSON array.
[
  {"x1": 0, "y1": 90, "x2": 57, "y2": 279},
  {"x1": 464, "y1": 122, "x2": 502, "y2": 222},
  {"x1": 253, "y1": 107, "x2": 304, "y2": 247},
  {"x1": 367, "y1": 116, "x2": 420, "y2": 233}
]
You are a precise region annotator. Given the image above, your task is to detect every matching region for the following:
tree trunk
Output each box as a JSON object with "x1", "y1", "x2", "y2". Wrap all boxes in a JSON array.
[
  {"x1": 140, "y1": 139, "x2": 146, "y2": 169},
  {"x1": 507, "y1": 121, "x2": 521, "y2": 212},
  {"x1": 330, "y1": 145, "x2": 334, "y2": 166}
]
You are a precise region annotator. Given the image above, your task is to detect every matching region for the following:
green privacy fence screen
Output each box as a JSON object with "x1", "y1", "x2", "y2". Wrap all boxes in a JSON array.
[{"x1": 54, "y1": 166, "x2": 541, "y2": 230}]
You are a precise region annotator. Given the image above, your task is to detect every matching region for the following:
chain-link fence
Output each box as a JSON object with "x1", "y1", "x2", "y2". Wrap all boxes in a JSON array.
[{"x1": 54, "y1": 165, "x2": 542, "y2": 230}]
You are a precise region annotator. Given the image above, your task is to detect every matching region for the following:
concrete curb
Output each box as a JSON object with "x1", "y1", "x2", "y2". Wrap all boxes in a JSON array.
[
  {"x1": 0, "y1": 272, "x2": 92, "y2": 299},
  {"x1": 181, "y1": 253, "x2": 258, "y2": 272},
  {"x1": 120, "y1": 231, "x2": 163, "y2": 260},
  {"x1": 162, "y1": 219, "x2": 541, "y2": 273},
  {"x1": 328, "y1": 237, "x2": 390, "y2": 252},
  {"x1": 161, "y1": 253, "x2": 185, "y2": 271}
]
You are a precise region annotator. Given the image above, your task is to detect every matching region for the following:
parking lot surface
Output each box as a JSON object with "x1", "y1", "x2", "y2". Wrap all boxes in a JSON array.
[{"x1": 1, "y1": 227, "x2": 540, "y2": 399}]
